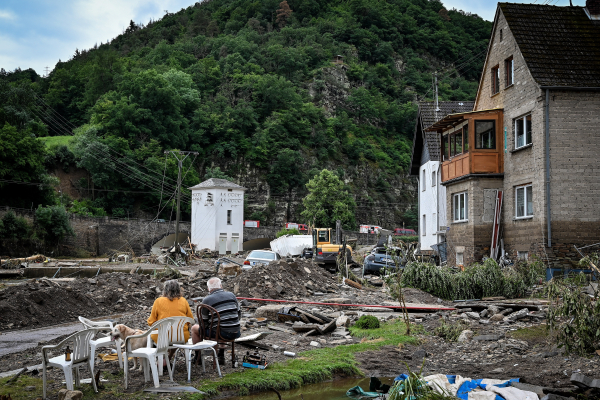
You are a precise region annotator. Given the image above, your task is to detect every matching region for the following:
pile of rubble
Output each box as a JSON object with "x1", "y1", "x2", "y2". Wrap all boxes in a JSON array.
[
  {"x1": 0, "y1": 272, "x2": 207, "y2": 331},
  {"x1": 224, "y1": 258, "x2": 340, "y2": 300}
]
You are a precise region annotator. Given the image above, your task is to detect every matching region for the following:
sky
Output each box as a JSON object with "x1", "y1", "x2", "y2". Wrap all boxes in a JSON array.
[{"x1": 0, "y1": 0, "x2": 584, "y2": 76}]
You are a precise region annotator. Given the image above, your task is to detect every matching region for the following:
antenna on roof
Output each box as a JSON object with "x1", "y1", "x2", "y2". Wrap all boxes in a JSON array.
[{"x1": 434, "y1": 71, "x2": 440, "y2": 114}]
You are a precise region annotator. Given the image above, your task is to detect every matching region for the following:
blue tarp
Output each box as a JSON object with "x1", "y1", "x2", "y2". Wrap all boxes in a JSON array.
[{"x1": 393, "y1": 374, "x2": 520, "y2": 400}]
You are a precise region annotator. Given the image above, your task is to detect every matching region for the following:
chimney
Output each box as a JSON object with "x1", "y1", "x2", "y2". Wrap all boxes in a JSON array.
[{"x1": 587, "y1": 0, "x2": 600, "y2": 19}]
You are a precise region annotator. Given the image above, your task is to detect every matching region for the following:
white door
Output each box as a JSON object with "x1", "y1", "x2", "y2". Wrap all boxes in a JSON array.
[
  {"x1": 231, "y1": 234, "x2": 239, "y2": 254},
  {"x1": 219, "y1": 233, "x2": 228, "y2": 255}
]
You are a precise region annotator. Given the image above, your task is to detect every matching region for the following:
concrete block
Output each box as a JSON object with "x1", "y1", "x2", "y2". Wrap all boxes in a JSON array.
[{"x1": 457, "y1": 330, "x2": 474, "y2": 342}]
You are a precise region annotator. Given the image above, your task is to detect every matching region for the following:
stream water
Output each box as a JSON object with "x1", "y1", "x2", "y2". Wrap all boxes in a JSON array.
[{"x1": 228, "y1": 377, "x2": 395, "y2": 400}]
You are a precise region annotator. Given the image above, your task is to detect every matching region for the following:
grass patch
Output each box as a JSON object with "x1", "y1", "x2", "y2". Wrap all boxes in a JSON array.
[
  {"x1": 191, "y1": 319, "x2": 418, "y2": 399},
  {"x1": 0, "y1": 374, "x2": 46, "y2": 400},
  {"x1": 38, "y1": 135, "x2": 74, "y2": 149},
  {"x1": 506, "y1": 325, "x2": 548, "y2": 341}
]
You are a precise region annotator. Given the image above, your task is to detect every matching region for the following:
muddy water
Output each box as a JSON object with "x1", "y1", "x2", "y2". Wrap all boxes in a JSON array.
[{"x1": 228, "y1": 377, "x2": 395, "y2": 400}]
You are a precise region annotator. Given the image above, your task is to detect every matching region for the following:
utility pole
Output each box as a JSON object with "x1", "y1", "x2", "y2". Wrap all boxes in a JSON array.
[
  {"x1": 434, "y1": 71, "x2": 440, "y2": 116},
  {"x1": 164, "y1": 151, "x2": 198, "y2": 255}
]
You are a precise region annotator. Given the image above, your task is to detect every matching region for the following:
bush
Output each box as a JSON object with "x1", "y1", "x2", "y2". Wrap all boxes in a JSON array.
[
  {"x1": 276, "y1": 228, "x2": 300, "y2": 238},
  {"x1": 0, "y1": 211, "x2": 32, "y2": 240},
  {"x1": 354, "y1": 315, "x2": 380, "y2": 330},
  {"x1": 35, "y1": 205, "x2": 74, "y2": 243},
  {"x1": 435, "y1": 320, "x2": 467, "y2": 342},
  {"x1": 401, "y1": 258, "x2": 545, "y2": 301}
]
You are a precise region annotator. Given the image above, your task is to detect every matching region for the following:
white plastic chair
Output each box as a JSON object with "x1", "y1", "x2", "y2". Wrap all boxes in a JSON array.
[
  {"x1": 172, "y1": 339, "x2": 221, "y2": 382},
  {"x1": 124, "y1": 319, "x2": 173, "y2": 389},
  {"x1": 42, "y1": 328, "x2": 101, "y2": 399},
  {"x1": 154, "y1": 316, "x2": 195, "y2": 377},
  {"x1": 78, "y1": 316, "x2": 123, "y2": 370}
]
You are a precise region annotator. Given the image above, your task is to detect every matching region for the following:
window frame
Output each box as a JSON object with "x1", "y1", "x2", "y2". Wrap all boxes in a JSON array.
[
  {"x1": 514, "y1": 114, "x2": 532, "y2": 149},
  {"x1": 422, "y1": 214, "x2": 426, "y2": 236},
  {"x1": 453, "y1": 192, "x2": 468, "y2": 222},
  {"x1": 227, "y1": 210, "x2": 232, "y2": 225},
  {"x1": 515, "y1": 184, "x2": 533, "y2": 219},
  {"x1": 491, "y1": 65, "x2": 500, "y2": 94},
  {"x1": 475, "y1": 120, "x2": 496, "y2": 149},
  {"x1": 422, "y1": 169, "x2": 426, "y2": 191},
  {"x1": 432, "y1": 170, "x2": 436, "y2": 187},
  {"x1": 505, "y1": 56, "x2": 514, "y2": 87}
]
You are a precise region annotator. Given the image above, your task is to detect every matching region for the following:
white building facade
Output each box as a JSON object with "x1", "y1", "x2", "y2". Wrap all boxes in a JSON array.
[
  {"x1": 190, "y1": 178, "x2": 246, "y2": 254},
  {"x1": 410, "y1": 102, "x2": 473, "y2": 254}
]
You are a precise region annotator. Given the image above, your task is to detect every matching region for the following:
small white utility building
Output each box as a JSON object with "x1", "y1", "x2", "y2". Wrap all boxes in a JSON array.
[{"x1": 190, "y1": 178, "x2": 246, "y2": 254}]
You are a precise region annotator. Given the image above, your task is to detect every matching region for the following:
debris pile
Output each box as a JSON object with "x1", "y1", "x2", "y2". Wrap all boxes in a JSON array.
[
  {"x1": 224, "y1": 258, "x2": 340, "y2": 300},
  {"x1": 0, "y1": 273, "x2": 206, "y2": 331}
]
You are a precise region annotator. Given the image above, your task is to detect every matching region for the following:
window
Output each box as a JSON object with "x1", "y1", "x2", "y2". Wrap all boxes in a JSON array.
[
  {"x1": 227, "y1": 210, "x2": 232, "y2": 224},
  {"x1": 455, "y1": 129, "x2": 463, "y2": 155},
  {"x1": 517, "y1": 251, "x2": 529, "y2": 261},
  {"x1": 463, "y1": 125, "x2": 469, "y2": 153},
  {"x1": 491, "y1": 65, "x2": 500, "y2": 94},
  {"x1": 500, "y1": 29, "x2": 503, "y2": 41},
  {"x1": 453, "y1": 192, "x2": 468, "y2": 222},
  {"x1": 456, "y1": 252, "x2": 464, "y2": 266},
  {"x1": 318, "y1": 230, "x2": 329, "y2": 243},
  {"x1": 514, "y1": 114, "x2": 532, "y2": 148},
  {"x1": 475, "y1": 120, "x2": 496, "y2": 149},
  {"x1": 505, "y1": 57, "x2": 514, "y2": 86},
  {"x1": 432, "y1": 171, "x2": 436, "y2": 187},
  {"x1": 443, "y1": 135, "x2": 449, "y2": 161},
  {"x1": 432, "y1": 213, "x2": 436, "y2": 234},
  {"x1": 515, "y1": 185, "x2": 533, "y2": 218},
  {"x1": 422, "y1": 170, "x2": 426, "y2": 191},
  {"x1": 422, "y1": 215, "x2": 426, "y2": 236}
]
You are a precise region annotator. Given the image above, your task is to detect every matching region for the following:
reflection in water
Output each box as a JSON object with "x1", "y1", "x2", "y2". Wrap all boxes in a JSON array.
[{"x1": 228, "y1": 377, "x2": 395, "y2": 400}]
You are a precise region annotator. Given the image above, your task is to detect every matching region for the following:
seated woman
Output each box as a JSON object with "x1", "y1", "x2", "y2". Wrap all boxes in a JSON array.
[{"x1": 147, "y1": 279, "x2": 193, "y2": 344}]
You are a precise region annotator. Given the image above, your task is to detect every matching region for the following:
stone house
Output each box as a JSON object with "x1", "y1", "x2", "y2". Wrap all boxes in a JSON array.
[
  {"x1": 410, "y1": 101, "x2": 474, "y2": 256},
  {"x1": 427, "y1": 1, "x2": 600, "y2": 269}
]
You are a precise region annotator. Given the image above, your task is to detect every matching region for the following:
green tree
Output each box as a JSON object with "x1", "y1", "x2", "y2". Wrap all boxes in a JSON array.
[
  {"x1": 35, "y1": 205, "x2": 74, "y2": 243},
  {"x1": 204, "y1": 166, "x2": 233, "y2": 181},
  {"x1": 0, "y1": 211, "x2": 32, "y2": 240},
  {"x1": 301, "y1": 169, "x2": 356, "y2": 229}
]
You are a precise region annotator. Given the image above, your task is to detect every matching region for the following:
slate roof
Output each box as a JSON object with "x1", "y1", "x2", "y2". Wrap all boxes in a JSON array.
[
  {"x1": 189, "y1": 178, "x2": 246, "y2": 190},
  {"x1": 418, "y1": 101, "x2": 474, "y2": 161},
  {"x1": 409, "y1": 101, "x2": 474, "y2": 174},
  {"x1": 499, "y1": 3, "x2": 600, "y2": 87}
]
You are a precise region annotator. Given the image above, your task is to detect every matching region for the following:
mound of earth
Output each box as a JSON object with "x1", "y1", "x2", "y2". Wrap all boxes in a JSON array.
[
  {"x1": 224, "y1": 259, "x2": 339, "y2": 300},
  {"x1": 0, "y1": 272, "x2": 207, "y2": 331}
]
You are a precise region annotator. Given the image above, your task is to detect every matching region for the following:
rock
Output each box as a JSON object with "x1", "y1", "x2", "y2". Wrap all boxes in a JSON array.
[
  {"x1": 458, "y1": 308, "x2": 473, "y2": 313},
  {"x1": 541, "y1": 394, "x2": 574, "y2": 400},
  {"x1": 465, "y1": 312, "x2": 480, "y2": 320},
  {"x1": 489, "y1": 313, "x2": 505, "y2": 322},
  {"x1": 479, "y1": 309, "x2": 488, "y2": 318},
  {"x1": 499, "y1": 308, "x2": 514, "y2": 316},
  {"x1": 457, "y1": 330, "x2": 474, "y2": 342},
  {"x1": 336, "y1": 316, "x2": 350, "y2": 327},
  {"x1": 490, "y1": 368, "x2": 504, "y2": 374},
  {"x1": 570, "y1": 372, "x2": 600, "y2": 389},
  {"x1": 318, "y1": 338, "x2": 327, "y2": 345},
  {"x1": 511, "y1": 382, "x2": 545, "y2": 398},
  {"x1": 473, "y1": 334, "x2": 503, "y2": 341},
  {"x1": 255, "y1": 304, "x2": 285, "y2": 320},
  {"x1": 88, "y1": 279, "x2": 97, "y2": 285},
  {"x1": 309, "y1": 341, "x2": 320, "y2": 347},
  {"x1": 487, "y1": 305, "x2": 500, "y2": 315},
  {"x1": 412, "y1": 349, "x2": 427, "y2": 360},
  {"x1": 58, "y1": 390, "x2": 84, "y2": 400},
  {"x1": 504, "y1": 308, "x2": 529, "y2": 321}
]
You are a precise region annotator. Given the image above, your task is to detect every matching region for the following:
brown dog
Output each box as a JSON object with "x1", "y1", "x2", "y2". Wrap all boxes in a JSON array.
[{"x1": 110, "y1": 324, "x2": 146, "y2": 370}]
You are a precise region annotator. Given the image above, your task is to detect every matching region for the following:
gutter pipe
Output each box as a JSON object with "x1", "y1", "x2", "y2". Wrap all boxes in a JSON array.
[{"x1": 545, "y1": 89, "x2": 551, "y2": 248}]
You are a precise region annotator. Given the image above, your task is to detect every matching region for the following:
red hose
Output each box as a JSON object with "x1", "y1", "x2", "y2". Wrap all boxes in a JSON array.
[{"x1": 236, "y1": 297, "x2": 455, "y2": 311}]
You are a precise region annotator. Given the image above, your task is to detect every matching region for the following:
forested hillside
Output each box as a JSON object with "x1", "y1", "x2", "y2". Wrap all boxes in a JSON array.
[{"x1": 0, "y1": 0, "x2": 491, "y2": 229}]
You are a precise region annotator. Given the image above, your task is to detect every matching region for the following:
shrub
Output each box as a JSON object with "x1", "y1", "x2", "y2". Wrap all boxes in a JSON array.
[
  {"x1": 400, "y1": 258, "x2": 545, "y2": 300},
  {"x1": 35, "y1": 205, "x2": 74, "y2": 243},
  {"x1": 354, "y1": 315, "x2": 380, "y2": 330},
  {"x1": 434, "y1": 320, "x2": 467, "y2": 342},
  {"x1": 0, "y1": 211, "x2": 32, "y2": 240},
  {"x1": 276, "y1": 228, "x2": 300, "y2": 238}
]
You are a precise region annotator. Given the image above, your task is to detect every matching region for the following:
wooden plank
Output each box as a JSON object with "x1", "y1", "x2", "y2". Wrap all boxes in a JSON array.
[
  {"x1": 292, "y1": 324, "x2": 321, "y2": 333},
  {"x1": 295, "y1": 309, "x2": 324, "y2": 324},
  {"x1": 321, "y1": 320, "x2": 336, "y2": 334}
]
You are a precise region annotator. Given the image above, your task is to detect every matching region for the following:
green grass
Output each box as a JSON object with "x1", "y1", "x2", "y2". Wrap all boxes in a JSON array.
[
  {"x1": 38, "y1": 135, "x2": 73, "y2": 149},
  {"x1": 191, "y1": 319, "x2": 418, "y2": 398},
  {"x1": 506, "y1": 324, "x2": 548, "y2": 341},
  {"x1": 0, "y1": 374, "x2": 46, "y2": 400}
]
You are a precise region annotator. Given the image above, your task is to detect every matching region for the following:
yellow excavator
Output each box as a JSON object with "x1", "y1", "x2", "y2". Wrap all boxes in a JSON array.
[{"x1": 303, "y1": 227, "x2": 353, "y2": 270}]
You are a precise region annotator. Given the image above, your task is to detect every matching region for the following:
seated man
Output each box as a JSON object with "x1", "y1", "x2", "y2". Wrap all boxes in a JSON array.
[{"x1": 191, "y1": 277, "x2": 241, "y2": 362}]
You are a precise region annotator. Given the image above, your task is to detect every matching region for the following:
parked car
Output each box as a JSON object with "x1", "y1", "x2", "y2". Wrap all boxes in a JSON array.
[
  {"x1": 363, "y1": 253, "x2": 400, "y2": 275},
  {"x1": 393, "y1": 228, "x2": 417, "y2": 236},
  {"x1": 243, "y1": 250, "x2": 280, "y2": 268}
]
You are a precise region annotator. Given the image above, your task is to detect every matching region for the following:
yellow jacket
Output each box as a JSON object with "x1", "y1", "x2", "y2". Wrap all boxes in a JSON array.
[{"x1": 148, "y1": 296, "x2": 194, "y2": 343}]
